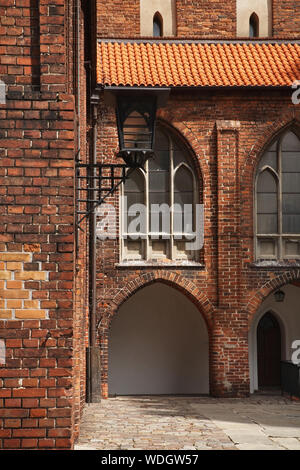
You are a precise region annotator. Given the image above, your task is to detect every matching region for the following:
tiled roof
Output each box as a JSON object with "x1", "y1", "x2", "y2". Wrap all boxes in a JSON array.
[{"x1": 97, "y1": 41, "x2": 300, "y2": 88}]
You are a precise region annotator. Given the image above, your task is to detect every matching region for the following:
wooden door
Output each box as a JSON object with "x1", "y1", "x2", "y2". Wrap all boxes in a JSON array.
[{"x1": 257, "y1": 312, "x2": 281, "y2": 387}]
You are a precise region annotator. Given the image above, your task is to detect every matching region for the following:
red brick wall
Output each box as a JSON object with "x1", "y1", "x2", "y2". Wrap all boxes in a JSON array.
[
  {"x1": 0, "y1": 0, "x2": 41, "y2": 91},
  {"x1": 176, "y1": 0, "x2": 236, "y2": 38},
  {"x1": 72, "y1": 0, "x2": 90, "y2": 441},
  {"x1": 273, "y1": 0, "x2": 300, "y2": 37},
  {"x1": 0, "y1": 0, "x2": 89, "y2": 450},
  {"x1": 95, "y1": 0, "x2": 300, "y2": 39},
  {"x1": 1, "y1": 0, "x2": 299, "y2": 451},
  {"x1": 96, "y1": 0, "x2": 140, "y2": 38},
  {"x1": 95, "y1": 89, "x2": 300, "y2": 398},
  {"x1": 96, "y1": 0, "x2": 235, "y2": 38},
  {"x1": 0, "y1": 91, "x2": 76, "y2": 449},
  {"x1": 0, "y1": 0, "x2": 67, "y2": 93}
]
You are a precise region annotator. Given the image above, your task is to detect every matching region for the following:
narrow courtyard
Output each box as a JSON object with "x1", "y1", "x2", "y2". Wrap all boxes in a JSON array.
[{"x1": 75, "y1": 395, "x2": 300, "y2": 450}]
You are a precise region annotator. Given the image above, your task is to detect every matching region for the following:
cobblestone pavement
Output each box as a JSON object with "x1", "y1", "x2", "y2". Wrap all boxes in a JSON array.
[{"x1": 75, "y1": 395, "x2": 300, "y2": 450}]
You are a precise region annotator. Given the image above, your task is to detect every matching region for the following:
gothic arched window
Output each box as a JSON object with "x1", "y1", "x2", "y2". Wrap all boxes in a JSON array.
[
  {"x1": 249, "y1": 12, "x2": 259, "y2": 38},
  {"x1": 237, "y1": 1, "x2": 271, "y2": 38},
  {"x1": 122, "y1": 126, "x2": 199, "y2": 262},
  {"x1": 255, "y1": 130, "x2": 300, "y2": 260},
  {"x1": 153, "y1": 12, "x2": 163, "y2": 37}
]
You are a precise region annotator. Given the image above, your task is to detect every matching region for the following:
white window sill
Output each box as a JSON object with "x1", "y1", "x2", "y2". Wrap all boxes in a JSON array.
[
  {"x1": 250, "y1": 260, "x2": 300, "y2": 268},
  {"x1": 116, "y1": 260, "x2": 204, "y2": 268}
]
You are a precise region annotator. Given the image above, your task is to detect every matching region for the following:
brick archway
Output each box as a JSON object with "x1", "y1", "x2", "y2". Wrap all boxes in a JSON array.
[
  {"x1": 247, "y1": 272, "x2": 300, "y2": 393},
  {"x1": 246, "y1": 270, "x2": 300, "y2": 329},
  {"x1": 243, "y1": 117, "x2": 300, "y2": 325},
  {"x1": 98, "y1": 274, "x2": 214, "y2": 398}
]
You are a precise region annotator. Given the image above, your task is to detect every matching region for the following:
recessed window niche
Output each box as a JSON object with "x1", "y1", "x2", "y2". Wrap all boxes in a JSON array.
[
  {"x1": 237, "y1": 0, "x2": 272, "y2": 37},
  {"x1": 140, "y1": 0, "x2": 176, "y2": 37}
]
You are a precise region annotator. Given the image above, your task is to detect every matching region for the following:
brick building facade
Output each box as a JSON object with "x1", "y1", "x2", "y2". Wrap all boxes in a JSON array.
[
  {"x1": 0, "y1": 0, "x2": 300, "y2": 450},
  {"x1": 0, "y1": 0, "x2": 91, "y2": 449}
]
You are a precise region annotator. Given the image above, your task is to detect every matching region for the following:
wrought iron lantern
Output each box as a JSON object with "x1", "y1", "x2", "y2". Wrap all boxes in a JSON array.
[
  {"x1": 274, "y1": 289, "x2": 285, "y2": 302},
  {"x1": 77, "y1": 89, "x2": 170, "y2": 228},
  {"x1": 80, "y1": 88, "x2": 169, "y2": 403},
  {"x1": 116, "y1": 93, "x2": 157, "y2": 168}
]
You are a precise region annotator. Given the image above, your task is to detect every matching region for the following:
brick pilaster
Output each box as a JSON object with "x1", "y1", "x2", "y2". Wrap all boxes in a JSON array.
[
  {"x1": 216, "y1": 120, "x2": 241, "y2": 309},
  {"x1": 210, "y1": 120, "x2": 249, "y2": 397}
]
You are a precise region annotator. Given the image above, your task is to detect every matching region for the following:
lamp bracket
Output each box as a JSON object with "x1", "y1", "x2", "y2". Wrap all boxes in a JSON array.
[{"x1": 75, "y1": 162, "x2": 136, "y2": 229}]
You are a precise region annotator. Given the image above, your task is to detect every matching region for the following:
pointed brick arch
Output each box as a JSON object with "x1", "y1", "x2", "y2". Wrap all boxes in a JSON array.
[
  {"x1": 98, "y1": 274, "x2": 214, "y2": 397},
  {"x1": 156, "y1": 112, "x2": 210, "y2": 188},
  {"x1": 102, "y1": 272, "x2": 214, "y2": 330},
  {"x1": 246, "y1": 270, "x2": 300, "y2": 329},
  {"x1": 241, "y1": 113, "x2": 300, "y2": 181},
  {"x1": 239, "y1": 114, "x2": 300, "y2": 264}
]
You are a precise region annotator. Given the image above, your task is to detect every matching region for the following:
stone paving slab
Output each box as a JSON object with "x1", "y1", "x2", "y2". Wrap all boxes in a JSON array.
[
  {"x1": 75, "y1": 395, "x2": 300, "y2": 451},
  {"x1": 271, "y1": 438, "x2": 300, "y2": 450}
]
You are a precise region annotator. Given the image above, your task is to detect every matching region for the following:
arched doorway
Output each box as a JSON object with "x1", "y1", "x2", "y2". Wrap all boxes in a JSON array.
[
  {"x1": 108, "y1": 282, "x2": 209, "y2": 396},
  {"x1": 257, "y1": 312, "x2": 281, "y2": 388},
  {"x1": 248, "y1": 282, "x2": 300, "y2": 393}
]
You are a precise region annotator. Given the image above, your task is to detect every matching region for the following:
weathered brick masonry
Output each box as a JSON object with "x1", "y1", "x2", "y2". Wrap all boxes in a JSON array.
[
  {"x1": 0, "y1": 0, "x2": 89, "y2": 449},
  {"x1": 273, "y1": 0, "x2": 300, "y2": 37},
  {"x1": 0, "y1": 0, "x2": 299, "y2": 451},
  {"x1": 0, "y1": 90, "x2": 76, "y2": 451},
  {"x1": 96, "y1": 0, "x2": 300, "y2": 39},
  {"x1": 176, "y1": 0, "x2": 236, "y2": 38},
  {"x1": 96, "y1": 0, "x2": 140, "y2": 38},
  {"x1": 176, "y1": 0, "x2": 300, "y2": 38},
  {"x1": 95, "y1": 90, "x2": 300, "y2": 398}
]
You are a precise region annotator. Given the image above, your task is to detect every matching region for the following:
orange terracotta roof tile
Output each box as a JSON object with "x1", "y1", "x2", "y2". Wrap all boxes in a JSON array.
[{"x1": 97, "y1": 41, "x2": 300, "y2": 88}]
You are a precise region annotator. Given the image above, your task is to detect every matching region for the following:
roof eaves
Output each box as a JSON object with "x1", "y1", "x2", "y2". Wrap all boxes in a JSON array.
[{"x1": 97, "y1": 37, "x2": 300, "y2": 45}]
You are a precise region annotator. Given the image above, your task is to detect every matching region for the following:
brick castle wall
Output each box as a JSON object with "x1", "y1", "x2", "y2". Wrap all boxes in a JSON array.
[
  {"x1": 0, "y1": 0, "x2": 89, "y2": 449},
  {"x1": 176, "y1": 0, "x2": 236, "y2": 38},
  {"x1": 0, "y1": 251, "x2": 50, "y2": 320},
  {"x1": 95, "y1": 89, "x2": 300, "y2": 398},
  {"x1": 0, "y1": 0, "x2": 299, "y2": 451},
  {"x1": 95, "y1": 0, "x2": 300, "y2": 38},
  {"x1": 273, "y1": 0, "x2": 300, "y2": 37},
  {"x1": 96, "y1": 0, "x2": 140, "y2": 37},
  {"x1": 0, "y1": 89, "x2": 76, "y2": 449}
]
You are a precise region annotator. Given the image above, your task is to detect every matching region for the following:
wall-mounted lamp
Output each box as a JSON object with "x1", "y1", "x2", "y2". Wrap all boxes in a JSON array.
[
  {"x1": 116, "y1": 92, "x2": 157, "y2": 168},
  {"x1": 274, "y1": 289, "x2": 285, "y2": 302}
]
